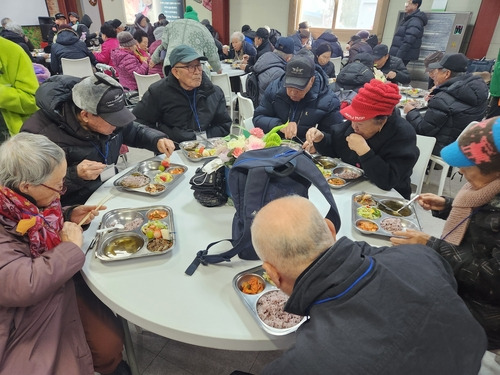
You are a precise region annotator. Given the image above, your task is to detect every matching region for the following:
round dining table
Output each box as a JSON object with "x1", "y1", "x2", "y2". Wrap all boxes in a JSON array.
[
  {"x1": 211, "y1": 61, "x2": 246, "y2": 78},
  {"x1": 80, "y1": 150, "x2": 399, "y2": 374}
]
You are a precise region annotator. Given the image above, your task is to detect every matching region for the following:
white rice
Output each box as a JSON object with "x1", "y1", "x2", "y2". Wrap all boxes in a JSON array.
[{"x1": 256, "y1": 290, "x2": 303, "y2": 329}]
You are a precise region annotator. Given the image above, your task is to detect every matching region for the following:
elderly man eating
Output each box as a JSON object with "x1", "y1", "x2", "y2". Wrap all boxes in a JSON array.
[{"x1": 133, "y1": 44, "x2": 231, "y2": 144}]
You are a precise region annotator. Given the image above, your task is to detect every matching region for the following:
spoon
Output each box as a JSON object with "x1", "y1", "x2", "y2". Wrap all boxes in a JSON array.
[
  {"x1": 370, "y1": 196, "x2": 401, "y2": 217},
  {"x1": 96, "y1": 224, "x2": 124, "y2": 233},
  {"x1": 395, "y1": 195, "x2": 420, "y2": 214}
]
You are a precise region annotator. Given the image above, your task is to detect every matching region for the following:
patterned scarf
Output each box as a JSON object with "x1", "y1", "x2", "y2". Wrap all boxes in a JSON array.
[
  {"x1": 0, "y1": 186, "x2": 64, "y2": 258},
  {"x1": 441, "y1": 179, "x2": 500, "y2": 245}
]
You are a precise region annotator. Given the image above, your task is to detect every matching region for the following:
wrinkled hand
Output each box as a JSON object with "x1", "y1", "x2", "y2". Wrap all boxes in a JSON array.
[
  {"x1": 346, "y1": 133, "x2": 370, "y2": 156},
  {"x1": 390, "y1": 229, "x2": 430, "y2": 245},
  {"x1": 417, "y1": 193, "x2": 446, "y2": 211},
  {"x1": 77, "y1": 160, "x2": 107, "y2": 180},
  {"x1": 157, "y1": 138, "x2": 175, "y2": 157},
  {"x1": 386, "y1": 71, "x2": 397, "y2": 79},
  {"x1": 403, "y1": 102, "x2": 416, "y2": 114},
  {"x1": 281, "y1": 122, "x2": 298, "y2": 139},
  {"x1": 303, "y1": 127, "x2": 324, "y2": 151},
  {"x1": 60, "y1": 222, "x2": 83, "y2": 248},
  {"x1": 239, "y1": 63, "x2": 247, "y2": 71},
  {"x1": 70, "y1": 205, "x2": 106, "y2": 226},
  {"x1": 222, "y1": 46, "x2": 229, "y2": 55}
]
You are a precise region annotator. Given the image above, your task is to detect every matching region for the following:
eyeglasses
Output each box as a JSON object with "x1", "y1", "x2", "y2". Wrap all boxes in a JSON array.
[
  {"x1": 174, "y1": 63, "x2": 203, "y2": 73},
  {"x1": 40, "y1": 179, "x2": 67, "y2": 195}
]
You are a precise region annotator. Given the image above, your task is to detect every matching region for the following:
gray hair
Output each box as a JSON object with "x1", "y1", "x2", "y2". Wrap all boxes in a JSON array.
[
  {"x1": 231, "y1": 31, "x2": 244, "y2": 42},
  {"x1": 0, "y1": 133, "x2": 65, "y2": 189},
  {"x1": 274, "y1": 49, "x2": 292, "y2": 60},
  {"x1": 1, "y1": 18, "x2": 11, "y2": 28},
  {"x1": 4, "y1": 22, "x2": 25, "y2": 36}
]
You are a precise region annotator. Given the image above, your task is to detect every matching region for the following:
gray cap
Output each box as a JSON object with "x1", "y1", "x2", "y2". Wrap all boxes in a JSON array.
[
  {"x1": 285, "y1": 55, "x2": 315, "y2": 90},
  {"x1": 72, "y1": 73, "x2": 135, "y2": 127},
  {"x1": 169, "y1": 44, "x2": 207, "y2": 66},
  {"x1": 428, "y1": 53, "x2": 468, "y2": 72}
]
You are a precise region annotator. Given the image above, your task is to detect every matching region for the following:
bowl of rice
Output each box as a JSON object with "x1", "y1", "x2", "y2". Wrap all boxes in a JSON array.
[{"x1": 256, "y1": 290, "x2": 304, "y2": 331}]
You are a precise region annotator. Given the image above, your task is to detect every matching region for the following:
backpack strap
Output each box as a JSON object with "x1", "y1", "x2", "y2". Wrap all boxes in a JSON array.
[{"x1": 185, "y1": 238, "x2": 233, "y2": 275}]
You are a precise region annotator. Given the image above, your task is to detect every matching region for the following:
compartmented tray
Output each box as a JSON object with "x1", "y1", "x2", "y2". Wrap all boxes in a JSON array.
[
  {"x1": 351, "y1": 192, "x2": 421, "y2": 237},
  {"x1": 314, "y1": 156, "x2": 365, "y2": 189},
  {"x1": 179, "y1": 138, "x2": 225, "y2": 162},
  {"x1": 113, "y1": 157, "x2": 187, "y2": 195},
  {"x1": 94, "y1": 206, "x2": 175, "y2": 262},
  {"x1": 233, "y1": 266, "x2": 307, "y2": 336}
]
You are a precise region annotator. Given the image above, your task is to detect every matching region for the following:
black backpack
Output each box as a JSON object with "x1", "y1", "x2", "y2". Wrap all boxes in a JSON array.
[
  {"x1": 185, "y1": 146, "x2": 341, "y2": 275},
  {"x1": 244, "y1": 71, "x2": 260, "y2": 107}
]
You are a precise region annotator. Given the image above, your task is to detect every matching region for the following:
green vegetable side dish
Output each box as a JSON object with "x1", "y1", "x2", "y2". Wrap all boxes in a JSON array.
[{"x1": 357, "y1": 206, "x2": 382, "y2": 220}]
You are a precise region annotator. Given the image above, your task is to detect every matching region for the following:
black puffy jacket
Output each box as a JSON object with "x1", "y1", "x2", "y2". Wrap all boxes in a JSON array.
[
  {"x1": 132, "y1": 73, "x2": 232, "y2": 143},
  {"x1": 253, "y1": 67, "x2": 342, "y2": 139},
  {"x1": 406, "y1": 74, "x2": 489, "y2": 155},
  {"x1": 377, "y1": 55, "x2": 411, "y2": 85},
  {"x1": 389, "y1": 9, "x2": 428, "y2": 61},
  {"x1": 312, "y1": 31, "x2": 343, "y2": 58},
  {"x1": 21, "y1": 75, "x2": 166, "y2": 205},
  {"x1": 50, "y1": 29, "x2": 97, "y2": 74}
]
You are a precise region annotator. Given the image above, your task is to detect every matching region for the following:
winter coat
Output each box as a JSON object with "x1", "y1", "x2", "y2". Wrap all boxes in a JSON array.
[
  {"x1": 147, "y1": 40, "x2": 164, "y2": 78},
  {"x1": 330, "y1": 61, "x2": 374, "y2": 91},
  {"x1": 252, "y1": 51, "x2": 287, "y2": 104},
  {"x1": 290, "y1": 31, "x2": 313, "y2": 53},
  {"x1": 262, "y1": 237, "x2": 487, "y2": 375},
  {"x1": 244, "y1": 39, "x2": 274, "y2": 73},
  {"x1": 110, "y1": 48, "x2": 149, "y2": 91},
  {"x1": 130, "y1": 15, "x2": 155, "y2": 46},
  {"x1": 406, "y1": 73, "x2": 489, "y2": 155},
  {"x1": 390, "y1": 9, "x2": 428, "y2": 62},
  {"x1": 132, "y1": 73, "x2": 231, "y2": 143},
  {"x1": 312, "y1": 31, "x2": 343, "y2": 58},
  {"x1": 317, "y1": 60, "x2": 335, "y2": 78},
  {"x1": 151, "y1": 19, "x2": 221, "y2": 73},
  {"x1": 315, "y1": 111, "x2": 418, "y2": 199},
  {"x1": 0, "y1": 30, "x2": 31, "y2": 59},
  {"x1": 0, "y1": 37, "x2": 38, "y2": 135},
  {"x1": 93, "y1": 37, "x2": 119, "y2": 67},
  {"x1": 227, "y1": 40, "x2": 257, "y2": 62},
  {"x1": 50, "y1": 29, "x2": 97, "y2": 74},
  {"x1": 348, "y1": 40, "x2": 373, "y2": 63},
  {"x1": 0, "y1": 217, "x2": 94, "y2": 374},
  {"x1": 377, "y1": 55, "x2": 411, "y2": 85},
  {"x1": 427, "y1": 192, "x2": 500, "y2": 350},
  {"x1": 253, "y1": 67, "x2": 342, "y2": 139},
  {"x1": 20, "y1": 75, "x2": 166, "y2": 206},
  {"x1": 489, "y1": 48, "x2": 500, "y2": 97}
]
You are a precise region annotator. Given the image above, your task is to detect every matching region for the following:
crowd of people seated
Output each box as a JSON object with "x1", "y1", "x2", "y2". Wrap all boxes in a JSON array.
[{"x1": 1, "y1": 5, "x2": 499, "y2": 375}]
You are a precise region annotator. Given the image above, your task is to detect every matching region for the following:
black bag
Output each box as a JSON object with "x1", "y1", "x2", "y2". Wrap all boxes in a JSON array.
[
  {"x1": 467, "y1": 57, "x2": 495, "y2": 74},
  {"x1": 189, "y1": 159, "x2": 228, "y2": 207},
  {"x1": 244, "y1": 71, "x2": 260, "y2": 107},
  {"x1": 185, "y1": 146, "x2": 341, "y2": 275}
]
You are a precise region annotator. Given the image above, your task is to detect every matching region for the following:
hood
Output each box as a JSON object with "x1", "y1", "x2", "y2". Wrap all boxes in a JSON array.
[
  {"x1": 440, "y1": 74, "x2": 489, "y2": 106},
  {"x1": 55, "y1": 29, "x2": 80, "y2": 45},
  {"x1": 317, "y1": 32, "x2": 338, "y2": 43},
  {"x1": 405, "y1": 9, "x2": 428, "y2": 26},
  {"x1": 81, "y1": 14, "x2": 92, "y2": 28},
  {"x1": 0, "y1": 30, "x2": 26, "y2": 45},
  {"x1": 35, "y1": 75, "x2": 82, "y2": 122}
]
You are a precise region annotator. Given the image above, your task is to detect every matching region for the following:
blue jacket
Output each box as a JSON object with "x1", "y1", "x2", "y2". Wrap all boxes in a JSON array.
[
  {"x1": 253, "y1": 67, "x2": 342, "y2": 139},
  {"x1": 312, "y1": 31, "x2": 343, "y2": 58},
  {"x1": 262, "y1": 237, "x2": 487, "y2": 375},
  {"x1": 290, "y1": 31, "x2": 313, "y2": 54},
  {"x1": 227, "y1": 41, "x2": 256, "y2": 61},
  {"x1": 389, "y1": 9, "x2": 428, "y2": 61},
  {"x1": 50, "y1": 29, "x2": 97, "y2": 74}
]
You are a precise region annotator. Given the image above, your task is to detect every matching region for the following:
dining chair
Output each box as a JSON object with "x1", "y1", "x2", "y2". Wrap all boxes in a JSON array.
[
  {"x1": 412, "y1": 135, "x2": 436, "y2": 195},
  {"x1": 425, "y1": 155, "x2": 457, "y2": 196},
  {"x1": 330, "y1": 56, "x2": 342, "y2": 75},
  {"x1": 239, "y1": 74, "x2": 249, "y2": 93},
  {"x1": 61, "y1": 57, "x2": 94, "y2": 78},
  {"x1": 211, "y1": 73, "x2": 237, "y2": 120},
  {"x1": 237, "y1": 92, "x2": 255, "y2": 130},
  {"x1": 133, "y1": 72, "x2": 161, "y2": 100}
]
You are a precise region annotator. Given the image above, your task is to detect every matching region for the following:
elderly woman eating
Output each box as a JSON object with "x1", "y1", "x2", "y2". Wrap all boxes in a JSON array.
[
  {"x1": 304, "y1": 79, "x2": 419, "y2": 199},
  {"x1": 0, "y1": 133, "x2": 105, "y2": 374},
  {"x1": 390, "y1": 117, "x2": 500, "y2": 357}
]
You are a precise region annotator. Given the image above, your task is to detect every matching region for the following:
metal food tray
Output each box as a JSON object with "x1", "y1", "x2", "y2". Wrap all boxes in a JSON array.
[
  {"x1": 351, "y1": 192, "x2": 421, "y2": 237},
  {"x1": 314, "y1": 156, "x2": 365, "y2": 189},
  {"x1": 94, "y1": 205, "x2": 175, "y2": 261},
  {"x1": 179, "y1": 138, "x2": 222, "y2": 162},
  {"x1": 113, "y1": 157, "x2": 187, "y2": 195},
  {"x1": 233, "y1": 266, "x2": 307, "y2": 336}
]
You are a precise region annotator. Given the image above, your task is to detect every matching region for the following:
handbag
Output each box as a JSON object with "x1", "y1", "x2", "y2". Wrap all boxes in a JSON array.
[
  {"x1": 189, "y1": 159, "x2": 228, "y2": 207},
  {"x1": 467, "y1": 57, "x2": 495, "y2": 74}
]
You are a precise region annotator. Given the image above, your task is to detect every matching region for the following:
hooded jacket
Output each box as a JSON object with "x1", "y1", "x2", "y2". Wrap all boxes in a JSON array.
[
  {"x1": 348, "y1": 39, "x2": 373, "y2": 63},
  {"x1": 262, "y1": 238, "x2": 487, "y2": 375},
  {"x1": 20, "y1": 75, "x2": 166, "y2": 206},
  {"x1": 110, "y1": 48, "x2": 149, "y2": 91},
  {"x1": 132, "y1": 73, "x2": 231, "y2": 143},
  {"x1": 50, "y1": 29, "x2": 97, "y2": 74},
  {"x1": 406, "y1": 73, "x2": 489, "y2": 155},
  {"x1": 252, "y1": 51, "x2": 288, "y2": 102},
  {"x1": 389, "y1": 9, "x2": 428, "y2": 61},
  {"x1": 253, "y1": 66, "x2": 342, "y2": 139},
  {"x1": 312, "y1": 31, "x2": 343, "y2": 58}
]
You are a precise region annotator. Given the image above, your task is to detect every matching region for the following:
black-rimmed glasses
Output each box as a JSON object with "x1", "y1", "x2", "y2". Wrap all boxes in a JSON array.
[{"x1": 174, "y1": 64, "x2": 203, "y2": 73}]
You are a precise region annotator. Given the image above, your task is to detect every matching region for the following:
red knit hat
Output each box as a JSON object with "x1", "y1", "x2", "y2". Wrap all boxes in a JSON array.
[{"x1": 340, "y1": 79, "x2": 401, "y2": 121}]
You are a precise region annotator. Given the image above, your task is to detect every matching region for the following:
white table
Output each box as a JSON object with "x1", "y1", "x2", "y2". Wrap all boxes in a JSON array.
[
  {"x1": 80, "y1": 151, "x2": 398, "y2": 372},
  {"x1": 211, "y1": 62, "x2": 245, "y2": 78}
]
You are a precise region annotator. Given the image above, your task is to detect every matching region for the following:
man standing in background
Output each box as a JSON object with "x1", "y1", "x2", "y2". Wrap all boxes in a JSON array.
[{"x1": 389, "y1": 0, "x2": 427, "y2": 65}]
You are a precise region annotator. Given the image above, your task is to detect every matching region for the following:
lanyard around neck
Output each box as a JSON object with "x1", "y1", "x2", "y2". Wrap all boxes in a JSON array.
[
  {"x1": 183, "y1": 88, "x2": 201, "y2": 132},
  {"x1": 91, "y1": 140, "x2": 110, "y2": 164}
]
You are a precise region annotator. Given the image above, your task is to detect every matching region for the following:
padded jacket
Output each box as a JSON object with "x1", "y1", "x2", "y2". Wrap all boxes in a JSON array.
[
  {"x1": 93, "y1": 37, "x2": 119, "y2": 67},
  {"x1": 262, "y1": 237, "x2": 487, "y2": 375},
  {"x1": 389, "y1": 9, "x2": 428, "y2": 61},
  {"x1": 406, "y1": 73, "x2": 489, "y2": 155},
  {"x1": 110, "y1": 48, "x2": 149, "y2": 91},
  {"x1": 252, "y1": 51, "x2": 287, "y2": 104},
  {"x1": 348, "y1": 40, "x2": 372, "y2": 63},
  {"x1": 50, "y1": 29, "x2": 97, "y2": 74},
  {"x1": 312, "y1": 32, "x2": 343, "y2": 58},
  {"x1": 377, "y1": 55, "x2": 411, "y2": 85},
  {"x1": 20, "y1": 75, "x2": 166, "y2": 206},
  {"x1": 253, "y1": 66, "x2": 342, "y2": 139},
  {"x1": 315, "y1": 111, "x2": 418, "y2": 199},
  {"x1": 330, "y1": 61, "x2": 374, "y2": 91},
  {"x1": 132, "y1": 73, "x2": 231, "y2": 143},
  {"x1": 427, "y1": 191, "x2": 500, "y2": 350},
  {"x1": 244, "y1": 39, "x2": 273, "y2": 73}
]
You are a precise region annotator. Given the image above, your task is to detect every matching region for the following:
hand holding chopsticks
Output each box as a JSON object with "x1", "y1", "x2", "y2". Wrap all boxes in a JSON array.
[{"x1": 77, "y1": 194, "x2": 113, "y2": 226}]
